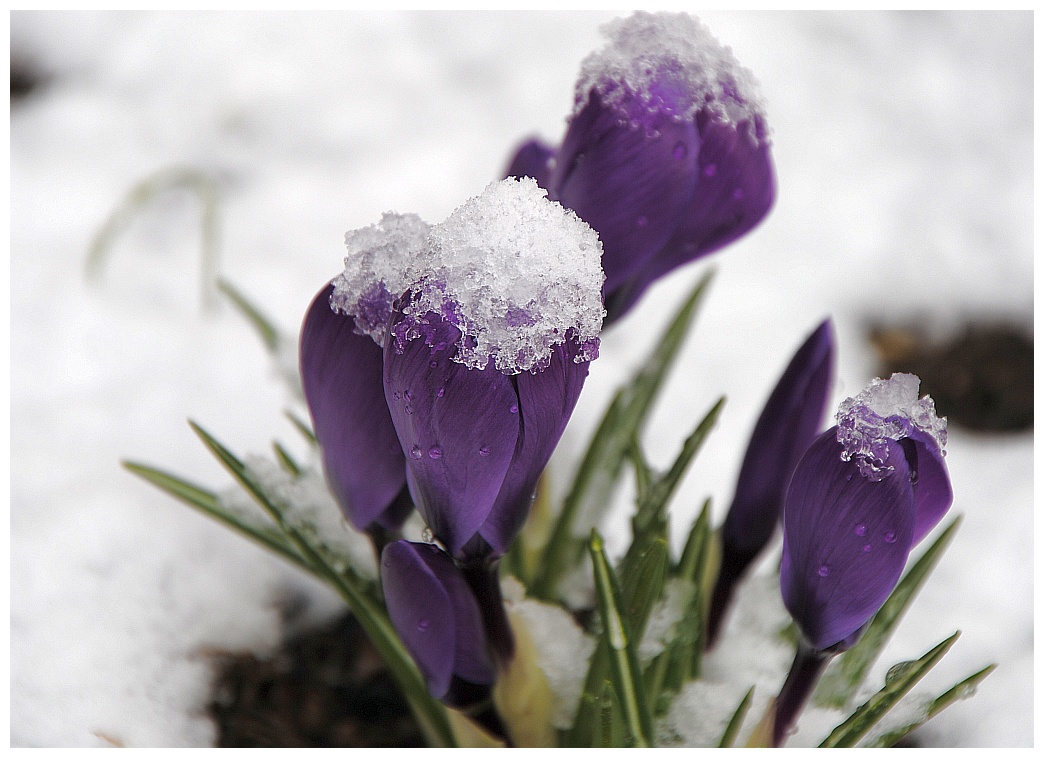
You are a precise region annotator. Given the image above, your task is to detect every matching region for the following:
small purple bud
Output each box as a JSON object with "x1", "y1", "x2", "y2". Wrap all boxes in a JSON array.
[
  {"x1": 772, "y1": 375, "x2": 952, "y2": 745},
  {"x1": 707, "y1": 319, "x2": 834, "y2": 647},
  {"x1": 381, "y1": 541, "x2": 496, "y2": 706}
]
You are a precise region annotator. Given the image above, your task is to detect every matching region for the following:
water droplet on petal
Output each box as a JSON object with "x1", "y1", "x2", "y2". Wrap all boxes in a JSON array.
[
  {"x1": 404, "y1": 389, "x2": 412, "y2": 401},
  {"x1": 703, "y1": 163, "x2": 717, "y2": 177},
  {"x1": 673, "y1": 142, "x2": 688, "y2": 159},
  {"x1": 478, "y1": 445, "x2": 490, "y2": 457},
  {"x1": 863, "y1": 543, "x2": 873, "y2": 553},
  {"x1": 409, "y1": 445, "x2": 423, "y2": 460},
  {"x1": 436, "y1": 387, "x2": 445, "y2": 398},
  {"x1": 636, "y1": 215, "x2": 648, "y2": 228},
  {"x1": 509, "y1": 404, "x2": 519, "y2": 414},
  {"x1": 884, "y1": 530, "x2": 897, "y2": 544},
  {"x1": 416, "y1": 619, "x2": 430, "y2": 632},
  {"x1": 817, "y1": 564, "x2": 830, "y2": 577},
  {"x1": 429, "y1": 360, "x2": 438, "y2": 368},
  {"x1": 854, "y1": 523, "x2": 867, "y2": 536},
  {"x1": 421, "y1": 527, "x2": 434, "y2": 542},
  {"x1": 428, "y1": 446, "x2": 443, "y2": 459},
  {"x1": 404, "y1": 405, "x2": 413, "y2": 415},
  {"x1": 393, "y1": 391, "x2": 402, "y2": 400}
]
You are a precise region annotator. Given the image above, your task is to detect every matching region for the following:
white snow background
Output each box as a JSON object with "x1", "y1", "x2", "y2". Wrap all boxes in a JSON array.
[{"x1": 9, "y1": 10, "x2": 1033, "y2": 748}]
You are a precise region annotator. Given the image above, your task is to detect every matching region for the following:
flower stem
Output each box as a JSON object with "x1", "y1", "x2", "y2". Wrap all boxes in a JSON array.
[
  {"x1": 460, "y1": 558, "x2": 516, "y2": 665},
  {"x1": 773, "y1": 641, "x2": 831, "y2": 746}
]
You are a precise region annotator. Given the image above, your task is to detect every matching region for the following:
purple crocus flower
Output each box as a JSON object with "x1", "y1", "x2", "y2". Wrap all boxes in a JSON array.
[
  {"x1": 325, "y1": 179, "x2": 603, "y2": 680},
  {"x1": 706, "y1": 319, "x2": 835, "y2": 648},
  {"x1": 329, "y1": 178, "x2": 605, "y2": 563},
  {"x1": 299, "y1": 283, "x2": 411, "y2": 533},
  {"x1": 381, "y1": 540, "x2": 496, "y2": 707},
  {"x1": 506, "y1": 12, "x2": 775, "y2": 323},
  {"x1": 771, "y1": 374, "x2": 952, "y2": 746}
]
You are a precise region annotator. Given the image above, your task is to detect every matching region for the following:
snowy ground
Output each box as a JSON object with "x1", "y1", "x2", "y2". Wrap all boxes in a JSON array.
[{"x1": 10, "y1": 10, "x2": 1033, "y2": 748}]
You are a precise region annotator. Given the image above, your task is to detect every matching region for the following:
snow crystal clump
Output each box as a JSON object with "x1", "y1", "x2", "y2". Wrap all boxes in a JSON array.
[
  {"x1": 502, "y1": 577, "x2": 597, "y2": 730},
  {"x1": 333, "y1": 178, "x2": 604, "y2": 374},
  {"x1": 402, "y1": 177, "x2": 604, "y2": 374},
  {"x1": 331, "y1": 212, "x2": 431, "y2": 343},
  {"x1": 576, "y1": 11, "x2": 766, "y2": 139},
  {"x1": 835, "y1": 373, "x2": 947, "y2": 482}
]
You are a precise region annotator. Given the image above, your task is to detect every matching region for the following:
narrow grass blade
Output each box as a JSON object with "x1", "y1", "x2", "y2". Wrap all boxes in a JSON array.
[
  {"x1": 188, "y1": 420, "x2": 456, "y2": 747},
  {"x1": 530, "y1": 271, "x2": 714, "y2": 600},
  {"x1": 627, "y1": 434, "x2": 653, "y2": 506},
  {"x1": 819, "y1": 631, "x2": 961, "y2": 748},
  {"x1": 634, "y1": 397, "x2": 724, "y2": 536},
  {"x1": 85, "y1": 166, "x2": 221, "y2": 311},
  {"x1": 620, "y1": 537, "x2": 669, "y2": 644},
  {"x1": 590, "y1": 530, "x2": 654, "y2": 747},
  {"x1": 865, "y1": 664, "x2": 996, "y2": 747},
  {"x1": 217, "y1": 277, "x2": 282, "y2": 353},
  {"x1": 122, "y1": 460, "x2": 311, "y2": 574},
  {"x1": 718, "y1": 686, "x2": 755, "y2": 747},
  {"x1": 272, "y1": 442, "x2": 301, "y2": 477},
  {"x1": 285, "y1": 410, "x2": 317, "y2": 445},
  {"x1": 815, "y1": 518, "x2": 962, "y2": 708}
]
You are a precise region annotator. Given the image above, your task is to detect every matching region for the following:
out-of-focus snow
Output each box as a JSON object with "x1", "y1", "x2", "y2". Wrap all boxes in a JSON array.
[{"x1": 10, "y1": 11, "x2": 1033, "y2": 747}]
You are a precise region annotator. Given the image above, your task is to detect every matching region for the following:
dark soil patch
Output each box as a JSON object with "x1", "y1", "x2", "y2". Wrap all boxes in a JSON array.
[
  {"x1": 208, "y1": 610, "x2": 424, "y2": 747},
  {"x1": 869, "y1": 321, "x2": 1032, "y2": 432}
]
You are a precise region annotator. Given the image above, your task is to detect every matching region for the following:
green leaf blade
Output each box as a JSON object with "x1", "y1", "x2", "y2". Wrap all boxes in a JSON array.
[
  {"x1": 589, "y1": 530, "x2": 654, "y2": 747},
  {"x1": 819, "y1": 631, "x2": 961, "y2": 748}
]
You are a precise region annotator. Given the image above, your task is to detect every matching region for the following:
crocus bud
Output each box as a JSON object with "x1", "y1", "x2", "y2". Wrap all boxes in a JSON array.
[
  {"x1": 706, "y1": 319, "x2": 835, "y2": 647},
  {"x1": 505, "y1": 12, "x2": 775, "y2": 323},
  {"x1": 335, "y1": 178, "x2": 604, "y2": 560},
  {"x1": 772, "y1": 374, "x2": 952, "y2": 745},
  {"x1": 381, "y1": 540, "x2": 496, "y2": 707},
  {"x1": 298, "y1": 283, "x2": 411, "y2": 532}
]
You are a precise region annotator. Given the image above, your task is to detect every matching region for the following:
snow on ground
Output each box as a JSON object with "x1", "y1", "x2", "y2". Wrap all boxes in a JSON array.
[{"x1": 10, "y1": 10, "x2": 1033, "y2": 748}]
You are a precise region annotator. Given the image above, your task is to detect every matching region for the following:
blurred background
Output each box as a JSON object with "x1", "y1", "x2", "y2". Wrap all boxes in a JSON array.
[{"x1": 10, "y1": 11, "x2": 1032, "y2": 747}]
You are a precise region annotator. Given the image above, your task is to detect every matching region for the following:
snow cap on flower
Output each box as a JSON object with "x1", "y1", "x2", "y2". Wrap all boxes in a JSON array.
[
  {"x1": 381, "y1": 540, "x2": 496, "y2": 705},
  {"x1": 299, "y1": 283, "x2": 411, "y2": 532},
  {"x1": 383, "y1": 178, "x2": 603, "y2": 557},
  {"x1": 508, "y1": 11, "x2": 775, "y2": 323},
  {"x1": 780, "y1": 375, "x2": 953, "y2": 651},
  {"x1": 573, "y1": 11, "x2": 765, "y2": 129},
  {"x1": 330, "y1": 212, "x2": 431, "y2": 344},
  {"x1": 396, "y1": 177, "x2": 604, "y2": 374},
  {"x1": 708, "y1": 319, "x2": 834, "y2": 646}
]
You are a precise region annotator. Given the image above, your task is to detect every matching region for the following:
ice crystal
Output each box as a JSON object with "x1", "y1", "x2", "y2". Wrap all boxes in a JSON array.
[
  {"x1": 576, "y1": 11, "x2": 766, "y2": 140},
  {"x1": 835, "y1": 373, "x2": 947, "y2": 482}
]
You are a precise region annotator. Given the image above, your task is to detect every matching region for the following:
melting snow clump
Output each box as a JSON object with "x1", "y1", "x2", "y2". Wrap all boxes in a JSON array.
[
  {"x1": 331, "y1": 212, "x2": 432, "y2": 344},
  {"x1": 835, "y1": 373, "x2": 948, "y2": 481},
  {"x1": 576, "y1": 11, "x2": 766, "y2": 139},
  {"x1": 334, "y1": 178, "x2": 604, "y2": 374},
  {"x1": 502, "y1": 577, "x2": 596, "y2": 730}
]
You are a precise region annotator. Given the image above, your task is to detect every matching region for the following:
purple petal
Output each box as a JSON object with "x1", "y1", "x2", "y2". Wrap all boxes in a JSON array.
[
  {"x1": 299, "y1": 284, "x2": 407, "y2": 531},
  {"x1": 604, "y1": 112, "x2": 775, "y2": 322},
  {"x1": 504, "y1": 138, "x2": 557, "y2": 190},
  {"x1": 552, "y1": 89, "x2": 700, "y2": 294},
  {"x1": 383, "y1": 309, "x2": 519, "y2": 556},
  {"x1": 723, "y1": 319, "x2": 835, "y2": 557},
  {"x1": 478, "y1": 337, "x2": 591, "y2": 555},
  {"x1": 381, "y1": 541, "x2": 495, "y2": 700},
  {"x1": 901, "y1": 426, "x2": 954, "y2": 545},
  {"x1": 780, "y1": 429, "x2": 916, "y2": 651}
]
